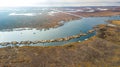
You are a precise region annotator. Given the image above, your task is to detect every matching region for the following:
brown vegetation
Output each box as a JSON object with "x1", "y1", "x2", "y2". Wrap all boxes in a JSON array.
[
  {"x1": 1, "y1": 9, "x2": 120, "y2": 30},
  {"x1": 0, "y1": 12, "x2": 79, "y2": 30},
  {"x1": 70, "y1": 11, "x2": 120, "y2": 17},
  {"x1": 35, "y1": 13, "x2": 79, "y2": 29},
  {"x1": 0, "y1": 21, "x2": 120, "y2": 67},
  {"x1": 109, "y1": 20, "x2": 120, "y2": 26},
  {"x1": 40, "y1": 11, "x2": 120, "y2": 29}
]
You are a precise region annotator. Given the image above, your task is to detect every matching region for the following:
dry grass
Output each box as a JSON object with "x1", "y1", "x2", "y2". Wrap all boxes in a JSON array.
[
  {"x1": 110, "y1": 20, "x2": 120, "y2": 26},
  {"x1": 71, "y1": 11, "x2": 120, "y2": 17},
  {"x1": 0, "y1": 21, "x2": 120, "y2": 67}
]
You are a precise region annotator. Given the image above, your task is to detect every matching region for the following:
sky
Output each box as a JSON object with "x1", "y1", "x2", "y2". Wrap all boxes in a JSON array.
[{"x1": 0, "y1": 0, "x2": 120, "y2": 7}]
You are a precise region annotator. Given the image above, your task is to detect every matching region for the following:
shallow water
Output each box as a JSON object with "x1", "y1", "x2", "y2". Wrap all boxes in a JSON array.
[{"x1": 0, "y1": 15, "x2": 120, "y2": 47}]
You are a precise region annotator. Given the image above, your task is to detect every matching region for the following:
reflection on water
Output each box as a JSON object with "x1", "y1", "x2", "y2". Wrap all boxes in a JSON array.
[{"x1": 0, "y1": 15, "x2": 120, "y2": 47}]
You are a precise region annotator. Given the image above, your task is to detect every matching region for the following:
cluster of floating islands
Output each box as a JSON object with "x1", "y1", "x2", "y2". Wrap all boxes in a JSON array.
[{"x1": 0, "y1": 30, "x2": 95, "y2": 46}]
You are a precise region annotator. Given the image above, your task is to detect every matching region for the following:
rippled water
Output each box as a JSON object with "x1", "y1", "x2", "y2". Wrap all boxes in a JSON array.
[{"x1": 0, "y1": 15, "x2": 120, "y2": 47}]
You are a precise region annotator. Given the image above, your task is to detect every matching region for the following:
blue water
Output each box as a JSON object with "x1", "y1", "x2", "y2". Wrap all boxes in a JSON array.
[
  {"x1": 0, "y1": 15, "x2": 120, "y2": 47},
  {"x1": 0, "y1": 7, "x2": 120, "y2": 47}
]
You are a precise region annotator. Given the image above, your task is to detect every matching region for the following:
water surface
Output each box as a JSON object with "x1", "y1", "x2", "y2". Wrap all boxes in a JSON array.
[{"x1": 0, "y1": 15, "x2": 120, "y2": 47}]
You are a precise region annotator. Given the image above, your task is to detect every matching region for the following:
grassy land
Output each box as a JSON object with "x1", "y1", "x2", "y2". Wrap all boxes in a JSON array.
[
  {"x1": 71, "y1": 11, "x2": 120, "y2": 17},
  {"x1": 110, "y1": 20, "x2": 120, "y2": 26},
  {"x1": 0, "y1": 21, "x2": 120, "y2": 67}
]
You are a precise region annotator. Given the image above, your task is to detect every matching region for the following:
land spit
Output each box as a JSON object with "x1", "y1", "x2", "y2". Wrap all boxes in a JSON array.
[
  {"x1": 0, "y1": 30, "x2": 95, "y2": 46},
  {"x1": 0, "y1": 30, "x2": 94, "y2": 46}
]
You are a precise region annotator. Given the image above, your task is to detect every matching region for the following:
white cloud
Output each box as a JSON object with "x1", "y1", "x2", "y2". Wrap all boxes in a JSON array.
[
  {"x1": 32, "y1": 0, "x2": 120, "y2": 3},
  {"x1": 0, "y1": 0, "x2": 120, "y2": 7}
]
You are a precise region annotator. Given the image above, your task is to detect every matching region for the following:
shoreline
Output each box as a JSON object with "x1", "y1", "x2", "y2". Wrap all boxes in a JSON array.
[
  {"x1": 0, "y1": 30, "x2": 95, "y2": 46},
  {"x1": 0, "y1": 7, "x2": 120, "y2": 67},
  {"x1": 0, "y1": 14, "x2": 120, "y2": 47},
  {"x1": 1, "y1": 10, "x2": 120, "y2": 31},
  {"x1": 0, "y1": 20, "x2": 119, "y2": 66}
]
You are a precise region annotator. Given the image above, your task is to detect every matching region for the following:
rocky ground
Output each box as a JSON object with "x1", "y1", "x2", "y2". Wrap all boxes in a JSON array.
[{"x1": 0, "y1": 20, "x2": 120, "y2": 67}]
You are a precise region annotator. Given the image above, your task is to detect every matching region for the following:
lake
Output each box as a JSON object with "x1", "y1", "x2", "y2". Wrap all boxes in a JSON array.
[{"x1": 0, "y1": 14, "x2": 120, "y2": 47}]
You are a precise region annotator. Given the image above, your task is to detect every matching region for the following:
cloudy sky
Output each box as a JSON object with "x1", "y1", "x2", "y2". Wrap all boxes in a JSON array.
[{"x1": 0, "y1": 0, "x2": 120, "y2": 7}]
